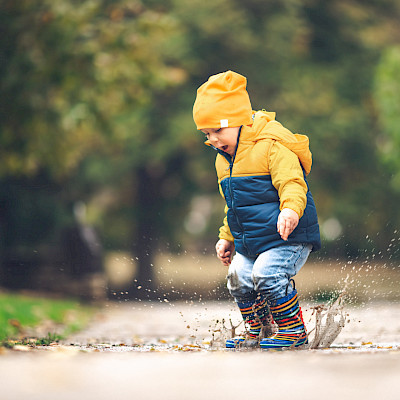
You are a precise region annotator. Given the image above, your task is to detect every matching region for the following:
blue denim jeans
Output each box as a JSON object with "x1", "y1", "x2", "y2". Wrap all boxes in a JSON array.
[{"x1": 226, "y1": 243, "x2": 312, "y2": 303}]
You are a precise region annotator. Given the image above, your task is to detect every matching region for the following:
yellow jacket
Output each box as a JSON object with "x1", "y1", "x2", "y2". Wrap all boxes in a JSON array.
[{"x1": 210, "y1": 110, "x2": 320, "y2": 256}]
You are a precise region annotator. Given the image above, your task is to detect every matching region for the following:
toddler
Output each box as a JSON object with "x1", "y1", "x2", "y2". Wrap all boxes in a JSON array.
[{"x1": 193, "y1": 71, "x2": 321, "y2": 349}]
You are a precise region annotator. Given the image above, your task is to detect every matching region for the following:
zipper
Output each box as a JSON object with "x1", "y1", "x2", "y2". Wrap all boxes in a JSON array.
[
  {"x1": 225, "y1": 127, "x2": 250, "y2": 256},
  {"x1": 208, "y1": 126, "x2": 250, "y2": 255},
  {"x1": 228, "y1": 160, "x2": 250, "y2": 256}
]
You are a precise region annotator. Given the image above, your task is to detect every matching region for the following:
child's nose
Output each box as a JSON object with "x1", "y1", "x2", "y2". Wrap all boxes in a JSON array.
[{"x1": 209, "y1": 134, "x2": 219, "y2": 146}]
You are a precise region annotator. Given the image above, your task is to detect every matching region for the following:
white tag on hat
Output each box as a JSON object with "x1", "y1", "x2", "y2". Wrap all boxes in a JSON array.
[{"x1": 220, "y1": 119, "x2": 228, "y2": 128}]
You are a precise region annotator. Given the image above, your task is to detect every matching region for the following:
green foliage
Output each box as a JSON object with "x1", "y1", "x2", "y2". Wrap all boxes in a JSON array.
[
  {"x1": 1, "y1": 332, "x2": 63, "y2": 348},
  {"x1": 0, "y1": 292, "x2": 93, "y2": 341},
  {"x1": 33, "y1": 332, "x2": 63, "y2": 346},
  {"x1": 0, "y1": 0, "x2": 189, "y2": 179},
  {"x1": 374, "y1": 46, "x2": 400, "y2": 190},
  {"x1": 1, "y1": 0, "x2": 400, "y2": 280}
]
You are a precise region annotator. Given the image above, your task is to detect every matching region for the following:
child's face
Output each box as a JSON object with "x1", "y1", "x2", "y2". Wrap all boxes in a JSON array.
[{"x1": 201, "y1": 127, "x2": 240, "y2": 156}]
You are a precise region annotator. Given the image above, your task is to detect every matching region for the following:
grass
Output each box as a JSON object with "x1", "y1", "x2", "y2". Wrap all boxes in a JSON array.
[{"x1": 0, "y1": 292, "x2": 94, "y2": 345}]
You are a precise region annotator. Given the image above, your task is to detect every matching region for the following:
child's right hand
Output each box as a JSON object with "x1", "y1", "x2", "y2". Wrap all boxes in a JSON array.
[
  {"x1": 215, "y1": 239, "x2": 235, "y2": 266},
  {"x1": 277, "y1": 208, "x2": 299, "y2": 241}
]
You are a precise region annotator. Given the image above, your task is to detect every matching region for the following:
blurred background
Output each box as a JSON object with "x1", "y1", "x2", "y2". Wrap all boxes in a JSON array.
[{"x1": 1, "y1": 0, "x2": 400, "y2": 303}]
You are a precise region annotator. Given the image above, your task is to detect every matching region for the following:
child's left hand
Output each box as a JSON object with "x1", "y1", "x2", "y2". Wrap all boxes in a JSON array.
[{"x1": 277, "y1": 208, "x2": 299, "y2": 241}]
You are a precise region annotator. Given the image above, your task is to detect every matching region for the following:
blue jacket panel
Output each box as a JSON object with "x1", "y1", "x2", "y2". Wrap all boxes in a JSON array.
[{"x1": 220, "y1": 174, "x2": 320, "y2": 258}]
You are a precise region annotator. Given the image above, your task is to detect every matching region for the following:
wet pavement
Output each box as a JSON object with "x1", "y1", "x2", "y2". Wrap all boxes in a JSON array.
[{"x1": 1, "y1": 300, "x2": 400, "y2": 400}]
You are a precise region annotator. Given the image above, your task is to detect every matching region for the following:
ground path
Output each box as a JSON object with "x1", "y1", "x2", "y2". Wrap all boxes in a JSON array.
[{"x1": 1, "y1": 300, "x2": 400, "y2": 399}]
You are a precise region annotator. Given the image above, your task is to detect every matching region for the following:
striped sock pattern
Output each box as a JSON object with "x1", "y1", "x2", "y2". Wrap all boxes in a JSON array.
[
  {"x1": 226, "y1": 297, "x2": 272, "y2": 349},
  {"x1": 240, "y1": 299, "x2": 265, "y2": 338},
  {"x1": 260, "y1": 289, "x2": 307, "y2": 350}
]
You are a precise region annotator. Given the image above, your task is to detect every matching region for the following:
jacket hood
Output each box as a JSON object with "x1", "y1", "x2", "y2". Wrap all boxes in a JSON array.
[{"x1": 247, "y1": 110, "x2": 313, "y2": 175}]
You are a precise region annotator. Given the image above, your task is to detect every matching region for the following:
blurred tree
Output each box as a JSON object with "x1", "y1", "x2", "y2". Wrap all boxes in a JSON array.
[
  {"x1": 0, "y1": 0, "x2": 194, "y2": 293},
  {"x1": 266, "y1": 0, "x2": 400, "y2": 257},
  {"x1": 175, "y1": 0, "x2": 400, "y2": 258},
  {"x1": 374, "y1": 46, "x2": 400, "y2": 190},
  {"x1": 2, "y1": 0, "x2": 400, "y2": 297}
]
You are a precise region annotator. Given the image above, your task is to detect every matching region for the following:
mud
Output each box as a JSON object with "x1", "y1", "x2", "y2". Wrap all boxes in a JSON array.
[
  {"x1": 1, "y1": 300, "x2": 400, "y2": 400},
  {"x1": 63, "y1": 299, "x2": 400, "y2": 350}
]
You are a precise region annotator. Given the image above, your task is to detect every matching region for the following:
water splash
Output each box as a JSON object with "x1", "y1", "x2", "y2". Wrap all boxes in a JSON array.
[
  {"x1": 306, "y1": 279, "x2": 347, "y2": 349},
  {"x1": 209, "y1": 318, "x2": 242, "y2": 348}
]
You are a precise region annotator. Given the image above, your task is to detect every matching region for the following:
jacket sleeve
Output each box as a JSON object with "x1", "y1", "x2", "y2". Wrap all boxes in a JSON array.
[
  {"x1": 269, "y1": 141, "x2": 308, "y2": 218},
  {"x1": 218, "y1": 204, "x2": 234, "y2": 242}
]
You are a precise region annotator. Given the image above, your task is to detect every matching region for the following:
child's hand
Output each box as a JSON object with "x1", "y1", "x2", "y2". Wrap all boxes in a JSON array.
[
  {"x1": 277, "y1": 208, "x2": 299, "y2": 241},
  {"x1": 215, "y1": 239, "x2": 235, "y2": 266}
]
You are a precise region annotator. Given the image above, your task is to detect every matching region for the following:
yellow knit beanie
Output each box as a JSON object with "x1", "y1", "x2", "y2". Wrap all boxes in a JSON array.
[{"x1": 193, "y1": 70, "x2": 253, "y2": 130}]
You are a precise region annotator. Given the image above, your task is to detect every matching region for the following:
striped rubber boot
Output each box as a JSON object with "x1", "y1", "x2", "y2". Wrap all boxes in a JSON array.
[
  {"x1": 260, "y1": 289, "x2": 307, "y2": 350},
  {"x1": 226, "y1": 297, "x2": 273, "y2": 349}
]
